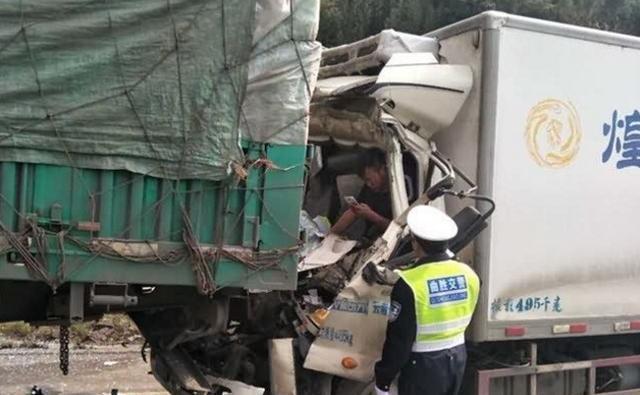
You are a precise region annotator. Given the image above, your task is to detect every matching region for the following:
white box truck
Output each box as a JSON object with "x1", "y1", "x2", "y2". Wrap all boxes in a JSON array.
[
  {"x1": 302, "y1": 11, "x2": 640, "y2": 395},
  {"x1": 431, "y1": 11, "x2": 640, "y2": 343}
]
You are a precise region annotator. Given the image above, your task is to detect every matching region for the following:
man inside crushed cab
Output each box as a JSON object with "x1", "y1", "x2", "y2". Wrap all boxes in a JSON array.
[
  {"x1": 374, "y1": 205, "x2": 480, "y2": 395},
  {"x1": 330, "y1": 148, "x2": 392, "y2": 239}
]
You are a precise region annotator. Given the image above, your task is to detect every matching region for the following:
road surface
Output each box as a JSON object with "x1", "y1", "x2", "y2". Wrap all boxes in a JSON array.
[{"x1": 0, "y1": 345, "x2": 167, "y2": 395}]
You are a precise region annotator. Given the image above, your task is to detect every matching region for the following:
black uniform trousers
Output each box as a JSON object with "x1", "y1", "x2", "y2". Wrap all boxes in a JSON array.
[{"x1": 398, "y1": 344, "x2": 467, "y2": 395}]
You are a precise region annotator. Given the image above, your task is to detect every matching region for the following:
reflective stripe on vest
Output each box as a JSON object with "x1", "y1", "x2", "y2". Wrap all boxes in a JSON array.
[{"x1": 398, "y1": 260, "x2": 480, "y2": 353}]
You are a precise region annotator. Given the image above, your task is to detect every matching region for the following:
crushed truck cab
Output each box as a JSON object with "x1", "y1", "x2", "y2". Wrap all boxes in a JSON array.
[{"x1": 299, "y1": 32, "x2": 481, "y2": 386}]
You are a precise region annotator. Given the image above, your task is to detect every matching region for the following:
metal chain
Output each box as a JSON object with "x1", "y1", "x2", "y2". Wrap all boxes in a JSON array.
[{"x1": 59, "y1": 325, "x2": 70, "y2": 375}]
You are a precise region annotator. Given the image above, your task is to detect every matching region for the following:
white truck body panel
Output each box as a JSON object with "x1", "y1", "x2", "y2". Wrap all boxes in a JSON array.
[
  {"x1": 430, "y1": 11, "x2": 640, "y2": 341},
  {"x1": 373, "y1": 60, "x2": 473, "y2": 139}
]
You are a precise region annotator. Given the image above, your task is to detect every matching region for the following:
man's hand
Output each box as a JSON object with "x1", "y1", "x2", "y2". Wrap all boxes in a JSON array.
[
  {"x1": 374, "y1": 386, "x2": 390, "y2": 395},
  {"x1": 351, "y1": 203, "x2": 376, "y2": 221},
  {"x1": 351, "y1": 203, "x2": 391, "y2": 231}
]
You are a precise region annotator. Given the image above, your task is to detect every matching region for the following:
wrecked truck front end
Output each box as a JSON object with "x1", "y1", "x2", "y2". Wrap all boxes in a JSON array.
[{"x1": 140, "y1": 26, "x2": 488, "y2": 394}]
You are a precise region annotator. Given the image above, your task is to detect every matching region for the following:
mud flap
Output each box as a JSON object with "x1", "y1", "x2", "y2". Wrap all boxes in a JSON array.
[{"x1": 269, "y1": 338, "x2": 297, "y2": 395}]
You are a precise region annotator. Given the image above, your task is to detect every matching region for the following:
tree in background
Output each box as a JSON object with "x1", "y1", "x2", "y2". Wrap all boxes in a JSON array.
[
  {"x1": 319, "y1": 0, "x2": 392, "y2": 46},
  {"x1": 318, "y1": 0, "x2": 640, "y2": 47}
]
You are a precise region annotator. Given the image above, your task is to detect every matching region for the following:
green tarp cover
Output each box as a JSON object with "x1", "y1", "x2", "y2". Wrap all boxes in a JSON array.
[
  {"x1": 0, "y1": 0, "x2": 255, "y2": 180},
  {"x1": 241, "y1": 0, "x2": 321, "y2": 145}
]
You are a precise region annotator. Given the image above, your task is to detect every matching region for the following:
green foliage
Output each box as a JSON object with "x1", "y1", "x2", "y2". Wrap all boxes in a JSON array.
[
  {"x1": 0, "y1": 322, "x2": 33, "y2": 338},
  {"x1": 318, "y1": 0, "x2": 640, "y2": 46},
  {"x1": 0, "y1": 314, "x2": 140, "y2": 347}
]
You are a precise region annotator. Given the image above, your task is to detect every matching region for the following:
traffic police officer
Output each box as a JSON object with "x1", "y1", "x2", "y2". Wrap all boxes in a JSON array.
[{"x1": 374, "y1": 205, "x2": 480, "y2": 395}]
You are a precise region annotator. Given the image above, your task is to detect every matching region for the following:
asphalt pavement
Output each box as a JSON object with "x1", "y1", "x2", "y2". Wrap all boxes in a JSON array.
[{"x1": 0, "y1": 345, "x2": 167, "y2": 395}]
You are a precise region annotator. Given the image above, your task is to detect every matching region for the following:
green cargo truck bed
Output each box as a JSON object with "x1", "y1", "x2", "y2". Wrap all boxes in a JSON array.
[
  {"x1": 0, "y1": 143, "x2": 305, "y2": 293},
  {"x1": 0, "y1": 0, "x2": 319, "y2": 296}
]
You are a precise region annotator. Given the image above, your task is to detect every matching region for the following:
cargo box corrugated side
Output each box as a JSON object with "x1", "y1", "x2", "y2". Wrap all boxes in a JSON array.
[{"x1": 430, "y1": 11, "x2": 640, "y2": 342}]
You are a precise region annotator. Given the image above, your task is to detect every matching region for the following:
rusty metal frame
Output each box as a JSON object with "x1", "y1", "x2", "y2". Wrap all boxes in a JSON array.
[{"x1": 477, "y1": 343, "x2": 640, "y2": 395}]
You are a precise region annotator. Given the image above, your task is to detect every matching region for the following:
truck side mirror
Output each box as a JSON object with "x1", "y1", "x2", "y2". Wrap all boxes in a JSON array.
[
  {"x1": 425, "y1": 174, "x2": 454, "y2": 200},
  {"x1": 449, "y1": 206, "x2": 488, "y2": 253}
]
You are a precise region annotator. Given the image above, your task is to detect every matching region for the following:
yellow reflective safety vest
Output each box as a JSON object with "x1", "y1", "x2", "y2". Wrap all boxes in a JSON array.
[{"x1": 397, "y1": 259, "x2": 480, "y2": 352}]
